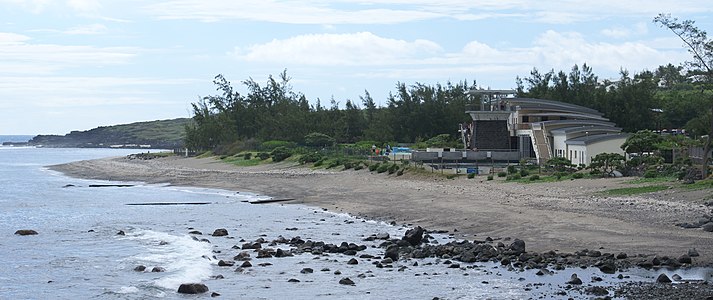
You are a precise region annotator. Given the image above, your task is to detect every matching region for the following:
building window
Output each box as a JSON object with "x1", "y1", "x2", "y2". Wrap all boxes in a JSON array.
[{"x1": 522, "y1": 116, "x2": 529, "y2": 122}]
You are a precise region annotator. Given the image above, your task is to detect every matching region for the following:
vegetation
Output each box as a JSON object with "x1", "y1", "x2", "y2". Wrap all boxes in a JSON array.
[
  {"x1": 604, "y1": 185, "x2": 670, "y2": 196},
  {"x1": 589, "y1": 153, "x2": 626, "y2": 177}
]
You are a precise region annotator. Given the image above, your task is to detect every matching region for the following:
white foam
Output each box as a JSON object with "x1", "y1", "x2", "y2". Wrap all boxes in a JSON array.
[
  {"x1": 117, "y1": 286, "x2": 139, "y2": 294},
  {"x1": 125, "y1": 230, "x2": 213, "y2": 290}
]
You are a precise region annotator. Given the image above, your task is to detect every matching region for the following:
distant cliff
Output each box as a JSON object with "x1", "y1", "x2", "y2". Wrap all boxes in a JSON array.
[{"x1": 29, "y1": 118, "x2": 191, "y2": 149}]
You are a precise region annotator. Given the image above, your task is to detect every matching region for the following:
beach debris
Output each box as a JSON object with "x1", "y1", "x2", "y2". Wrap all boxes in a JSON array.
[
  {"x1": 212, "y1": 228, "x2": 229, "y2": 237},
  {"x1": 14, "y1": 229, "x2": 38, "y2": 235},
  {"x1": 177, "y1": 283, "x2": 209, "y2": 294}
]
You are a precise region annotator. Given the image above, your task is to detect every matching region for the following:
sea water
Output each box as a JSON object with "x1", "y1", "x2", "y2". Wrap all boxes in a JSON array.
[{"x1": 1, "y1": 147, "x2": 708, "y2": 299}]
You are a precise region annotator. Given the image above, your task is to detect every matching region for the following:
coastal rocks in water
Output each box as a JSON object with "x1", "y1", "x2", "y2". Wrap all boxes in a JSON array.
[
  {"x1": 300, "y1": 268, "x2": 314, "y2": 274},
  {"x1": 240, "y1": 261, "x2": 252, "y2": 268},
  {"x1": 288, "y1": 278, "x2": 300, "y2": 283},
  {"x1": 177, "y1": 283, "x2": 209, "y2": 294},
  {"x1": 212, "y1": 228, "x2": 229, "y2": 237},
  {"x1": 133, "y1": 265, "x2": 146, "y2": 272},
  {"x1": 376, "y1": 232, "x2": 390, "y2": 240},
  {"x1": 117, "y1": 230, "x2": 125, "y2": 236},
  {"x1": 14, "y1": 229, "x2": 38, "y2": 236},
  {"x1": 347, "y1": 258, "x2": 359, "y2": 265},
  {"x1": 218, "y1": 260, "x2": 235, "y2": 267},
  {"x1": 189, "y1": 230, "x2": 202, "y2": 235},
  {"x1": 339, "y1": 277, "x2": 355, "y2": 285},
  {"x1": 585, "y1": 286, "x2": 609, "y2": 296},
  {"x1": 597, "y1": 261, "x2": 617, "y2": 274},
  {"x1": 678, "y1": 254, "x2": 692, "y2": 264},
  {"x1": 656, "y1": 274, "x2": 672, "y2": 283},
  {"x1": 151, "y1": 267, "x2": 165, "y2": 272},
  {"x1": 567, "y1": 274, "x2": 583, "y2": 285},
  {"x1": 402, "y1": 226, "x2": 424, "y2": 246}
]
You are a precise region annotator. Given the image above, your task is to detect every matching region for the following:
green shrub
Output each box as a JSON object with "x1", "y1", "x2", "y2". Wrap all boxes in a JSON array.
[
  {"x1": 396, "y1": 169, "x2": 404, "y2": 176},
  {"x1": 220, "y1": 155, "x2": 229, "y2": 159},
  {"x1": 507, "y1": 165, "x2": 517, "y2": 174},
  {"x1": 354, "y1": 164, "x2": 364, "y2": 171},
  {"x1": 519, "y1": 169, "x2": 530, "y2": 177},
  {"x1": 261, "y1": 140, "x2": 296, "y2": 151},
  {"x1": 388, "y1": 164, "x2": 399, "y2": 174},
  {"x1": 506, "y1": 175, "x2": 513, "y2": 180},
  {"x1": 572, "y1": 173, "x2": 584, "y2": 179},
  {"x1": 446, "y1": 174, "x2": 457, "y2": 179},
  {"x1": 468, "y1": 173, "x2": 476, "y2": 179},
  {"x1": 644, "y1": 170, "x2": 658, "y2": 178},
  {"x1": 343, "y1": 161, "x2": 354, "y2": 170},
  {"x1": 369, "y1": 163, "x2": 380, "y2": 172},
  {"x1": 497, "y1": 171, "x2": 507, "y2": 177},
  {"x1": 487, "y1": 175, "x2": 494, "y2": 181},
  {"x1": 270, "y1": 146, "x2": 292, "y2": 162},
  {"x1": 257, "y1": 152, "x2": 270, "y2": 160},
  {"x1": 377, "y1": 164, "x2": 389, "y2": 173},
  {"x1": 298, "y1": 152, "x2": 323, "y2": 164},
  {"x1": 314, "y1": 157, "x2": 326, "y2": 167},
  {"x1": 512, "y1": 174, "x2": 522, "y2": 180},
  {"x1": 326, "y1": 159, "x2": 342, "y2": 169},
  {"x1": 529, "y1": 175, "x2": 540, "y2": 181},
  {"x1": 243, "y1": 153, "x2": 252, "y2": 160}
]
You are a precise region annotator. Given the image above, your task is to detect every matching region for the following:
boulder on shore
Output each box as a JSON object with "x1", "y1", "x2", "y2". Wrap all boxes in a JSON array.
[
  {"x1": 177, "y1": 283, "x2": 209, "y2": 294},
  {"x1": 212, "y1": 229, "x2": 229, "y2": 237},
  {"x1": 402, "y1": 226, "x2": 424, "y2": 246},
  {"x1": 14, "y1": 229, "x2": 38, "y2": 236}
]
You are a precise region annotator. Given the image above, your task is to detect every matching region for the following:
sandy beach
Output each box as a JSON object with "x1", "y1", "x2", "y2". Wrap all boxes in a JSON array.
[{"x1": 50, "y1": 155, "x2": 713, "y2": 266}]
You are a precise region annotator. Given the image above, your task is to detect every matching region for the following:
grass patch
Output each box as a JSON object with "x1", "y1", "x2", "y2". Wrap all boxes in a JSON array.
[
  {"x1": 680, "y1": 178, "x2": 713, "y2": 191},
  {"x1": 603, "y1": 185, "x2": 669, "y2": 196},
  {"x1": 625, "y1": 176, "x2": 676, "y2": 185}
]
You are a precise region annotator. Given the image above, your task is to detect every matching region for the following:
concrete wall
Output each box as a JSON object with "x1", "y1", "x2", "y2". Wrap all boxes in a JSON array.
[
  {"x1": 473, "y1": 120, "x2": 509, "y2": 149},
  {"x1": 412, "y1": 150, "x2": 520, "y2": 162}
]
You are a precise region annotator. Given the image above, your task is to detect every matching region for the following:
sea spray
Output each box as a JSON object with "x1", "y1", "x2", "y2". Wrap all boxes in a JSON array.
[{"x1": 125, "y1": 230, "x2": 213, "y2": 290}]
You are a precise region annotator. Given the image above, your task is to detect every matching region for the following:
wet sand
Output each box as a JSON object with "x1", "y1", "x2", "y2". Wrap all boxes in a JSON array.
[{"x1": 50, "y1": 155, "x2": 713, "y2": 266}]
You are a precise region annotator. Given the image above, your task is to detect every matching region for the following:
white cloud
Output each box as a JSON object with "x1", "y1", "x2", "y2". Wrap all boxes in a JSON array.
[
  {"x1": 0, "y1": 32, "x2": 138, "y2": 75},
  {"x1": 66, "y1": 0, "x2": 100, "y2": 13},
  {"x1": 232, "y1": 32, "x2": 443, "y2": 66},
  {"x1": 64, "y1": 23, "x2": 107, "y2": 35}
]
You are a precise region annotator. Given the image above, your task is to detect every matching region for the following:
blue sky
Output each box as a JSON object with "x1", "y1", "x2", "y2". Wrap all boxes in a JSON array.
[{"x1": 1, "y1": 0, "x2": 711, "y2": 135}]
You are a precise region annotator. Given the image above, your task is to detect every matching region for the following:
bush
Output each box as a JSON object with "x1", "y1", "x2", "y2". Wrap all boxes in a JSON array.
[
  {"x1": 497, "y1": 171, "x2": 507, "y2": 177},
  {"x1": 343, "y1": 161, "x2": 354, "y2": 170},
  {"x1": 507, "y1": 165, "x2": 517, "y2": 174},
  {"x1": 529, "y1": 175, "x2": 540, "y2": 181},
  {"x1": 298, "y1": 152, "x2": 323, "y2": 164},
  {"x1": 242, "y1": 153, "x2": 252, "y2": 160},
  {"x1": 354, "y1": 164, "x2": 364, "y2": 171},
  {"x1": 304, "y1": 132, "x2": 335, "y2": 148},
  {"x1": 377, "y1": 164, "x2": 389, "y2": 173},
  {"x1": 644, "y1": 170, "x2": 658, "y2": 178},
  {"x1": 369, "y1": 163, "x2": 379, "y2": 172},
  {"x1": 261, "y1": 140, "x2": 297, "y2": 151},
  {"x1": 314, "y1": 157, "x2": 326, "y2": 167},
  {"x1": 388, "y1": 164, "x2": 399, "y2": 174},
  {"x1": 487, "y1": 175, "x2": 494, "y2": 181},
  {"x1": 468, "y1": 173, "x2": 476, "y2": 179},
  {"x1": 257, "y1": 152, "x2": 270, "y2": 160},
  {"x1": 326, "y1": 159, "x2": 342, "y2": 169},
  {"x1": 270, "y1": 146, "x2": 292, "y2": 162},
  {"x1": 396, "y1": 169, "x2": 404, "y2": 176},
  {"x1": 519, "y1": 169, "x2": 530, "y2": 177},
  {"x1": 512, "y1": 174, "x2": 522, "y2": 180},
  {"x1": 446, "y1": 174, "x2": 457, "y2": 179},
  {"x1": 572, "y1": 173, "x2": 584, "y2": 179}
]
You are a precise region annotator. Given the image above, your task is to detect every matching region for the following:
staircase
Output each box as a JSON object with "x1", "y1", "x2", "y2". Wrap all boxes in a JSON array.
[{"x1": 530, "y1": 123, "x2": 552, "y2": 164}]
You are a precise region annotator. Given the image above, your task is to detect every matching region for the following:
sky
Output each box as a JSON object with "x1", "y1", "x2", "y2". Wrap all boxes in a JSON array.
[{"x1": 1, "y1": 0, "x2": 711, "y2": 135}]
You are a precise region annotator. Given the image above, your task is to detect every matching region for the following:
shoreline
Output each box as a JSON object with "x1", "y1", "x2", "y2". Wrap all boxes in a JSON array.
[{"x1": 50, "y1": 155, "x2": 713, "y2": 267}]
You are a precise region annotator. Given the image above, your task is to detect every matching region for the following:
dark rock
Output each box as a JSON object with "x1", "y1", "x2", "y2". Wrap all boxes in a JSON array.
[
  {"x1": 402, "y1": 226, "x2": 424, "y2": 246},
  {"x1": 656, "y1": 274, "x2": 672, "y2": 283},
  {"x1": 211, "y1": 292, "x2": 220, "y2": 297},
  {"x1": 509, "y1": 239, "x2": 526, "y2": 255},
  {"x1": 211, "y1": 275, "x2": 224, "y2": 279},
  {"x1": 212, "y1": 228, "x2": 229, "y2": 237},
  {"x1": 133, "y1": 265, "x2": 146, "y2": 272},
  {"x1": 347, "y1": 258, "x2": 358, "y2": 265},
  {"x1": 678, "y1": 254, "x2": 692, "y2": 264},
  {"x1": 218, "y1": 260, "x2": 235, "y2": 267},
  {"x1": 177, "y1": 283, "x2": 209, "y2": 294},
  {"x1": 585, "y1": 286, "x2": 609, "y2": 296},
  {"x1": 376, "y1": 232, "x2": 390, "y2": 240},
  {"x1": 616, "y1": 252, "x2": 628, "y2": 259},
  {"x1": 384, "y1": 246, "x2": 399, "y2": 261},
  {"x1": 188, "y1": 230, "x2": 202, "y2": 235},
  {"x1": 288, "y1": 278, "x2": 300, "y2": 283},
  {"x1": 598, "y1": 261, "x2": 616, "y2": 274},
  {"x1": 300, "y1": 268, "x2": 313, "y2": 274},
  {"x1": 240, "y1": 261, "x2": 252, "y2": 268},
  {"x1": 672, "y1": 274, "x2": 682, "y2": 281},
  {"x1": 151, "y1": 267, "x2": 165, "y2": 272},
  {"x1": 567, "y1": 274, "x2": 582, "y2": 285},
  {"x1": 242, "y1": 242, "x2": 262, "y2": 250},
  {"x1": 275, "y1": 248, "x2": 292, "y2": 258},
  {"x1": 334, "y1": 270, "x2": 342, "y2": 275},
  {"x1": 339, "y1": 277, "x2": 355, "y2": 285},
  {"x1": 689, "y1": 248, "x2": 700, "y2": 257},
  {"x1": 14, "y1": 229, "x2": 38, "y2": 236},
  {"x1": 117, "y1": 230, "x2": 125, "y2": 236},
  {"x1": 677, "y1": 222, "x2": 700, "y2": 229},
  {"x1": 702, "y1": 222, "x2": 713, "y2": 232}
]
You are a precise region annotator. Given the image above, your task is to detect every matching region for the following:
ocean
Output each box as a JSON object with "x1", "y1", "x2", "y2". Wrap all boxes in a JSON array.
[{"x1": 1, "y1": 146, "x2": 705, "y2": 299}]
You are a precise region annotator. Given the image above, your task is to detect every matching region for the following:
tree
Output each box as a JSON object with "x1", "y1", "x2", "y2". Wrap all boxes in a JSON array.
[
  {"x1": 655, "y1": 14, "x2": 713, "y2": 177},
  {"x1": 545, "y1": 157, "x2": 575, "y2": 173},
  {"x1": 589, "y1": 153, "x2": 625, "y2": 177},
  {"x1": 304, "y1": 132, "x2": 335, "y2": 148},
  {"x1": 621, "y1": 130, "x2": 663, "y2": 156}
]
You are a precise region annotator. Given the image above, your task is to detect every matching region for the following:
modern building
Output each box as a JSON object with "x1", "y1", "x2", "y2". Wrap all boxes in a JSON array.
[{"x1": 461, "y1": 90, "x2": 629, "y2": 166}]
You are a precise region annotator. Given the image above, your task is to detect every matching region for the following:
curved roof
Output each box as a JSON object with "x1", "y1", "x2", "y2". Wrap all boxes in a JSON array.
[
  {"x1": 506, "y1": 98, "x2": 601, "y2": 115},
  {"x1": 551, "y1": 126, "x2": 622, "y2": 135},
  {"x1": 537, "y1": 119, "x2": 616, "y2": 128},
  {"x1": 565, "y1": 133, "x2": 630, "y2": 145},
  {"x1": 523, "y1": 112, "x2": 609, "y2": 121}
]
